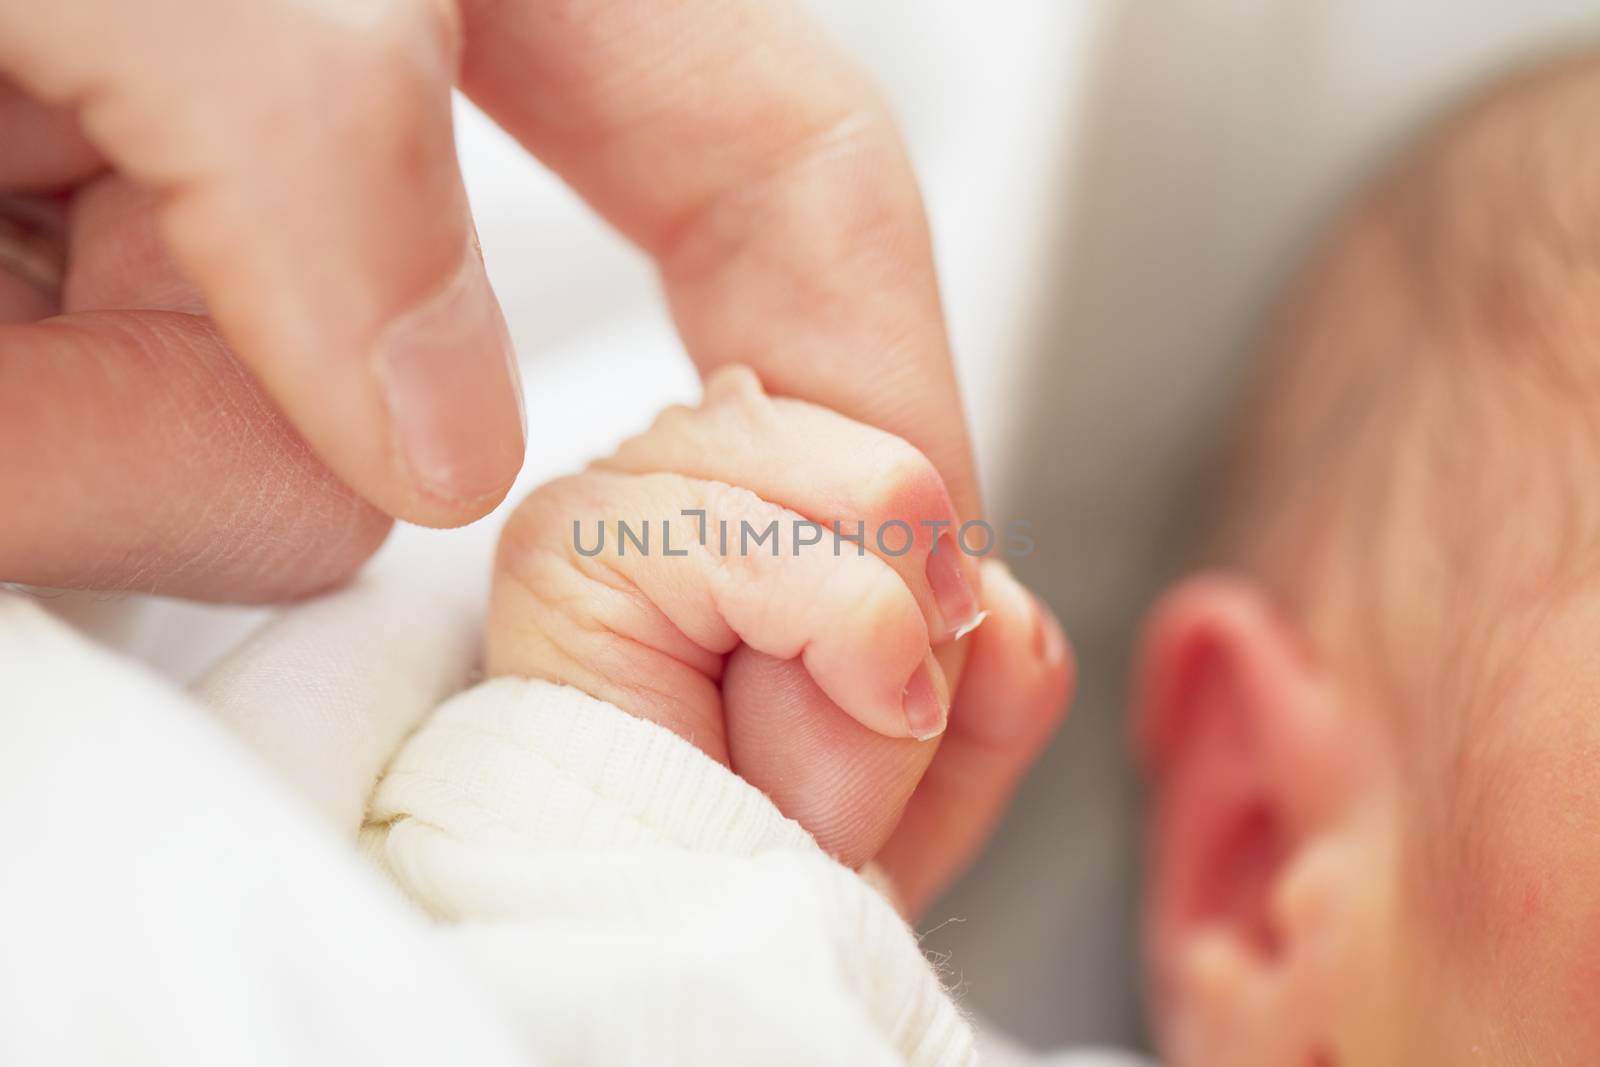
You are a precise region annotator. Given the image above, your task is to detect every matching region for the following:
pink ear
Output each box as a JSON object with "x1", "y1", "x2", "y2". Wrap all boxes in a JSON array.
[
  {"x1": 1134, "y1": 574, "x2": 1347, "y2": 1028},
  {"x1": 1135, "y1": 574, "x2": 1309, "y2": 777}
]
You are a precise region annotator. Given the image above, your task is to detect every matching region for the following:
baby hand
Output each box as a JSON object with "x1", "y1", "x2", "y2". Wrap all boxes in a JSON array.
[
  {"x1": 488, "y1": 367, "x2": 1070, "y2": 904},
  {"x1": 489, "y1": 366, "x2": 981, "y2": 749}
]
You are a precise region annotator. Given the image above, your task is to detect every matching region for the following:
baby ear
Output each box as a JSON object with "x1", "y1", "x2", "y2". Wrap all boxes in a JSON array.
[{"x1": 1135, "y1": 574, "x2": 1393, "y2": 1067}]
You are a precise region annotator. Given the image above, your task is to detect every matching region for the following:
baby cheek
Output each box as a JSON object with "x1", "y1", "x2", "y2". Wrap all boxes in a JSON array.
[
  {"x1": 1466, "y1": 729, "x2": 1600, "y2": 1048},
  {"x1": 1556, "y1": 792, "x2": 1600, "y2": 1042},
  {"x1": 1546, "y1": 909, "x2": 1600, "y2": 1058},
  {"x1": 1439, "y1": 606, "x2": 1600, "y2": 1053}
]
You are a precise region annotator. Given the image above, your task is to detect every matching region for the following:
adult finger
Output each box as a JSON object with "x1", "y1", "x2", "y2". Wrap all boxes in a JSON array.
[
  {"x1": 876, "y1": 563, "x2": 1074, "y2": 917},
  {"x1": 61, "y1": 175, "x2": 206, "y2": 317},
  {"x1": 0, "y1": 312, "x2": 392, "y2": 601},
  {"x1": 721, "y1": 563, "x2": 1070, "y2": 896},
  {"x1": 599, "y1": 367, "x2": 983, "y2": 642},
  {"x1": 721, "y1": 646, "x2": 938, "y2": 870},
  {"x1": 457, "y1": 0, "x2": 978, "y2": 520},
  {"x1": 0, "y1": 0, "x2": 524, "y2": 527},
  {"x1": 0, "y1": 177, "x2": 392, "y2": 600},
  {"x1": 0, "y1": 79, "x2": 101, "y2": 190}
]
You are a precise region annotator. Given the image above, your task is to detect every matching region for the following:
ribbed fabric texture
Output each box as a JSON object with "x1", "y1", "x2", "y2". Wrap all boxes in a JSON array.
[{"x1": 363, "y1": 677, "x2": 979, "y2": 1067}]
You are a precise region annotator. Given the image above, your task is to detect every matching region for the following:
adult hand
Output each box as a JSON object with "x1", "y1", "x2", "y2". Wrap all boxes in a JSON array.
[{"x1": 0, "y1": 0, "x2": 978, "y2": 602}]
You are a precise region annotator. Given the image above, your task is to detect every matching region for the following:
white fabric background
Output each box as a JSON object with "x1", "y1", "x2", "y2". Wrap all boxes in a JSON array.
[{"x1": 36, "y1": 0, "x2": 1600, "y2": 1054}]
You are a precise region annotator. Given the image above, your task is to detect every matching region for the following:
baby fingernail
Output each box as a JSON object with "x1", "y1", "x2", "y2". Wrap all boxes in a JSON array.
[
  {"x1": 926, "y1": 534, "x2": 980, "y2": 640},
  {"x1": 373, "y1": 241, "x2": 526, "y2": 505},
  {"x1": 903, "y1": 653, "x2": 950, "y2": 740}
]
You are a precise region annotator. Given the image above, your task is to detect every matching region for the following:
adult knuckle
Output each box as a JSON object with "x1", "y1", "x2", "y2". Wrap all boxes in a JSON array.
[
  {"x1": 349, "y1": 0, "x2": 457, "y2": 70},
  {"x1": 308, "y1": 0, "x2": 455, "y2": 140}
]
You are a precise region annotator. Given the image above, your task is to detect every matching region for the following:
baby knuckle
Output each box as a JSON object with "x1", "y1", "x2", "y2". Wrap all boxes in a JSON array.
[
  {"x1": 644, "y1": 401, "x2": 700, "y2": 439},
  {"x1": 697, "y1": 483, "x2": 783, "y2": 570},
  {"x1": 701, "y1": 367, "x2": 777, "y2": 439},
  {"x1": 855, "y1": 437, "x2": 945, "y2": 522},
  {"x1": 702, "y1": 364, "x2": 767, "y2": 407},
  {"x1": 624, "y1": 403, "x2": 711, "y2": 463},
  {"x1": 702, "y1": 480, "x2": 768, "y2": 526},
  {"x1": 852, "y1": 568, "x2": 925, "y2": 643},
  {"x1": 497, "y1": 477, "x2": 587, "y2": 568}
]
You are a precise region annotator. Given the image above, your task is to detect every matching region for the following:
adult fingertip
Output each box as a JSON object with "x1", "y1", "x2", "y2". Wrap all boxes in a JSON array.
[
  {"x1": 976, "y1": 559, "x2": 1030, "y2": 628},
  {"x1": 979, "y1": 561, "x2": 1066, "y2": 664},
  {"x1": 1033, "y1": 591, "x2": 1074, "y2": 679},
  {"x1": 1030, "y1": 596, "x2": 1076, "y2": 736},
  {"x1": 372, "y1": 240, "x2": 526, "y2": 525},
  {"x1": 953, "y1": 561, "x2": 1075, "y2": 742}
]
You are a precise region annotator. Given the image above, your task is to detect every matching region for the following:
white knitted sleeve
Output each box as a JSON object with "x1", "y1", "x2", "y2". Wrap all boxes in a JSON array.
[{"x1": 362, "y1": 677, "x2": 978, "y2": 1067}]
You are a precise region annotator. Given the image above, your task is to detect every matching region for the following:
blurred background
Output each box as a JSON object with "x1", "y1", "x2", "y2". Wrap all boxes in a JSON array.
[{"x1": 83, "y1": 0, "x2": 1600, "y2": 1056}]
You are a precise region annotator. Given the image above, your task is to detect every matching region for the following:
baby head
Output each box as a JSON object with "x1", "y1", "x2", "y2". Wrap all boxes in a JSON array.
[{"x1": 1138, "y1": 57, "x2": 1600, "y2": 1065}]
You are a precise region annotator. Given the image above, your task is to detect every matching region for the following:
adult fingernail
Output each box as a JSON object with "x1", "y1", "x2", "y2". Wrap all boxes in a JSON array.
[
  {"x1": 926, "y1": 534, "x2": 981, "y2": 641},
  {"x1": 903, "y1": 652, "x2": 950, "y2": 740},
  {"x1": 373, "y1": 242, "x2": 525, "y2": 506}
]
